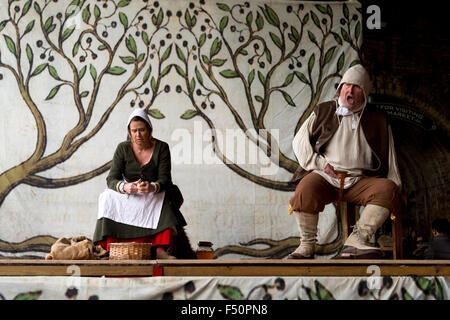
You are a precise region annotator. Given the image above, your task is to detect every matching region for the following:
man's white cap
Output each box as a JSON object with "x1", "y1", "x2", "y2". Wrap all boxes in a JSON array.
[
  {"x1": 127, "y1": 108, "x2": 152, "y2": 129},
  {"x1": 334, "y1": 64, "x2": 372, "y2": 108}
]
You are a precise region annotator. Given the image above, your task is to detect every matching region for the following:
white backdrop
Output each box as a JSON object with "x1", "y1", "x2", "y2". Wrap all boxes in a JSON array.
[{"x1": 0, "y1": 0, "x2": 362, "y2": 258}]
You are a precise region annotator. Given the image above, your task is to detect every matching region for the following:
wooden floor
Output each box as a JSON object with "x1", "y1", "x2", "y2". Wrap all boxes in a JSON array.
[{"x1": 0, "y1": 259, "x2": 449, "y2": 277}]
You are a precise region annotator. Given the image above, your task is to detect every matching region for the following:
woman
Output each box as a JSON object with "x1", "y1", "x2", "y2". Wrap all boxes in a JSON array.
[{"x1": 93, "y1": 108, "x2": 186, "y2": 259}]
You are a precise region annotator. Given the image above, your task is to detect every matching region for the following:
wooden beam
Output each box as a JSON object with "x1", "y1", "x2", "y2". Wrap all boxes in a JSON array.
[{"x1": 0, "y1": 259, "x2": 448, "y2": 277}]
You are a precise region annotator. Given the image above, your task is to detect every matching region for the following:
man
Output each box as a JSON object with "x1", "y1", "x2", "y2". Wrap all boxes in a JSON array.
[
  {"x1": 424, "y1": 218, "x2": 450, "y2": 259},
  {"x1": 288, "y1": 64, "x2": 402, "y2": 259}
]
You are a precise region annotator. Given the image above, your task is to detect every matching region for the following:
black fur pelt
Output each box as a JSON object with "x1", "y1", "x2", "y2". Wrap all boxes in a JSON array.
[{"x1": 172, "y1": 226, "x2": 197, "y2": 259}]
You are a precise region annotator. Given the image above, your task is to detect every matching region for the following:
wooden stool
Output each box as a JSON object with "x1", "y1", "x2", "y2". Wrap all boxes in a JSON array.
[{"x1": 338, "y1": 202, "x2": 403, "y2": 259}]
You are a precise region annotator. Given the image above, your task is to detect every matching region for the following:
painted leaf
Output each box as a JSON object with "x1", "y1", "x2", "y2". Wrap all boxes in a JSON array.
[
  {"x1": 332, "y1": 31, "x2": 342, "y2": 45},
  {"x1": 161, "y1": 44, "x2": 173, "y2": 62},
  {"x1": 31, "y1": 63, "x2": 47, "y2": 76},
  {"x1": 118, "y1": 0, "x2": 131, "y2": 7},
  {"x1": 126, "y1": 35, "x2": 137, "y2": 55},
  {"x1": 355, "y1": 21, "x2": 361, "y2": 41},
  {"x1": 190, "y1": 77, "x2": 196, "y2": 92},
  {"x1": 62, "y1": 26, "x2": 75, "y2": 42},
  {"x1": 265, "y1": 48, "x2": 272, "y2": 64},
  {"x1": 23, "y1": 20, "x2": 35, "y2": 36},
  {"x1": 314, "y1": 280, "x2": 335, "y2": 300},
  {"x1": 33, "y1": 2, "x2": 41, "y2": 14},
  {"x1": 174, "y1": 65, "x2": 185, "y2": 77},
  {"x1": 0, "y1": 20, "x2": 8, "y2": 32},
  {"x1": 262, "y1": 4, "x2": 280, "y2": 27},
  {"x1": 82, "y1": 5, "x2": 91, "y2": 23},
  {"x1": 219, "y1": 16, "x2": 228, "y2": 33},
  {"x1": 80, "y1": 91, "x2": 89, "y2": 98},
  {"x1": 78, "y1": 65, "x2": 87, "y2": 80},
  {"x1": 308, "y1": 31, "x2": 318, "y2": 46},
  {"x1": 150, "y1": 77, "x2": 156, "y2": 92},
  {"x1": 4, "y1": 35, "x2": 16, "y2": 56},
  {"x1": 45, "y1": 84, "x2": 62, "y2": 100},
  {"x1": 148, "y1": 109, "x2": 165, "y2": 119},
  {"x1": 220, "y1": 69, "x2": 239, "y2": 78},
  {"x1": 327, "y1": 5, "x2": 333, "y2": 17},
  {"x1": 90, "y1": 64, "x2": 97, "y2": 81},
  {"x1": 337, "y1": 52, "x2": 345, "y2": 72},
  {"x1": 311, "y1": 10, "x2": 321, "y2": 29},
  {"x1": 343, "y1": 4, "x2": 349, "y2": 20},
  {"x1": 120, "y1": 56, "x2": 135, "y2": 64},
  {"x1": 73, "y1": 42, "x2": 80, "y2": 57},
  {"x1": 282, "y1": 73, "x2": 294, "y2": 86},
  {"x1": 302, "y1": 13, "x2": 310, "y2": 25},
  {"x1": 255, "y1": 12, "x2": 264, "y2": 30},
  {"x1": 142, "y1": 65, "x2": 152, "y2": 83},
  {"x1": 184, "y1": 9, "x2": 192, "y2": 27},
  {"x1": 106, "y1": 66, "x2": 126, "y2": 75},
  {"x1": 13, "y1": 290, "x2": 42, "y2": 300},
  {"x1": 430, "y1": 279, "x2": 444, "y2": 300},
  {"x1": 324, "y1": 46, "x2": 337, "y2": 66},
  {"x1": 415, "y1": 276, "x2": 432, "y2": 294},
  {"x1": 269, "y1": 32, "x2": 282, "y2": 49},
  {"x1": 21, "y1": 0, "x2": 32, "y2": 18},
  {"x1": 315, "y1": 4, "x2": 328, "y2": 15},
  {"x1": 254, "y1": 95, "x2": 263, "y2": 103},
  {"x1": 137, "y1": 53, "x2": 145, "y2": 62},
  {"x1": 211, "y1": 59, "x2": 226, "y2": 67},
  {"x1": 201, "y1": 55, "x2": 210, "y2": 64},
  {"x1": 349, "y1": 59, "x2": 361, "y2": 67},
  {"x1": 303, "y1": 286, "x2": 319, "y2": 300},
  {"x1": 44, "y1": 17, "x2": 53, "y2": 32},
  {"x1": 258, "y1": 70, "x2": 265, "y2": 85},
  {"x1": 246, "y1": 11, "x2": 253, "y2": 27},
  {"x1": 290, "y1": 26, "x2": 299, "y2": 42},
  {"x1": 48, "y1": 65, "x2": 61, "y2": 80},
  {"x1": 156, "y1": 8, "x2": 164, "y2": 26},
  {"x1": 248, "y1": 69, "x2": 255, "y2": 86},
  {"x1": 217, "y1": 284, "x2": 244, "y2": 300},
  {"x1": 161, "y1": 64, "x2": 173, "y2": 77},
  {"x1": 210, "y1": 37, "x2": 222, "y2": 58},
  {"x1": 308, "y1": 53, "x2": 315, "y2": 73},
  {"x1": 401, "y1": 288, "x2": 414, "y2": 300},
  {"x1": 281, "y1": 90, "x2": 295, "y2": 107},
  {"x1": 94, "y1": 5, "x2": 101, "y2": 21},
  {"x1": 26, "y1": 44, "x2": 33, "y2": 64},
  {"x1": 119, "y1": 12, "x2": 128, "y2": 29},
  {"x1": 295, "y1": 71, "x2": 309, "y2": 84},
  {"x1": 142, "y1": 31, "x2": 149, "y2": 46},
  {"x1": 217, "y1": 3, "x2": 230, "y2": 12},
  {"x1": 341, "y1": 27, "x2": 350, "y2": 42},
  {"x1": 198, "y1": 33, "x2": 206, "y2": 47},
  {"x1": 195, "y1": 66, "x2": 203, "y2": 85},
  {"x1": 180, "y1": 109, "x2": 198, "y2": 120}
]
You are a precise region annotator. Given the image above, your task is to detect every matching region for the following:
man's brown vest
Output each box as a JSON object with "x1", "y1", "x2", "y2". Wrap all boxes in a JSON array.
[{"x1": 290, "y1": 100, "x2": 390, "y2": 185}]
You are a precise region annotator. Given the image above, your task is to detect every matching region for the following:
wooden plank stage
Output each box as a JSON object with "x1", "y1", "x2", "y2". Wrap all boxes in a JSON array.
[{"x1": 0, "y1": 259, "x2": 449, "y2": 277}]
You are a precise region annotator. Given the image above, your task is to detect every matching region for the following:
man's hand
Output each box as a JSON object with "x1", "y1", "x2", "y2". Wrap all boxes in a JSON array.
[{"x1": 324, "y1": 163, "x2": 338, "y2": 179}]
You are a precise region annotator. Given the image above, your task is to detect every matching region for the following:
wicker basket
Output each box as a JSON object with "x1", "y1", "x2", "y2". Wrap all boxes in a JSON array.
[{"x1": 109, "y1": 242, "x2": 152, "y2": 260}]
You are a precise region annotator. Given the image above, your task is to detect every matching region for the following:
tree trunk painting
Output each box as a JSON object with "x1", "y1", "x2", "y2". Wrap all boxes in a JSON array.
[{"x1": 0, "y1": 0, "x2": 362, "y2": 258}]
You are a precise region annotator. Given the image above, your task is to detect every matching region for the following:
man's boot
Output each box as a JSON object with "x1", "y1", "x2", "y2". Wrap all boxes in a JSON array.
[
  {"x1": 287, "y1": 211, "x2": 319, "y2": 259},
  {"x1": 338, "y1": 204, "x2": 390, "y2": 259}
]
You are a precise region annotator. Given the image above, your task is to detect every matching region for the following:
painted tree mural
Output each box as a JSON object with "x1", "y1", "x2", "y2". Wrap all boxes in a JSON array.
[{"x1": 0, "y1": 0, "x2": 362, "y2": 258}]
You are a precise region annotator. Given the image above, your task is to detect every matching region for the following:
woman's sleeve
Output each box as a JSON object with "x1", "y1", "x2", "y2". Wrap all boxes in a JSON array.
[
  {"x1": 154, "y1": 142, "x2": 173, "y2": 193},
  {"x1": 106, "y1": 144, "x2": 126, "y2": 192}
]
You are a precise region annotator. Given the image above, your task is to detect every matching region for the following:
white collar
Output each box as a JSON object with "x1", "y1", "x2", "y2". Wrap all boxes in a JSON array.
[{"x1": 336, "y1": 98, "x2": 357, "y2": 130}]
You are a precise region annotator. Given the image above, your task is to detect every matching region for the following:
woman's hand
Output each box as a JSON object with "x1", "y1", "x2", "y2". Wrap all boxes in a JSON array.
[
  {"x1": 123, "y1": 180, "x2": 140, "y2": 194},
  {"x1": 136, "y1": 180, "x2": 156, "y2": 194}
]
